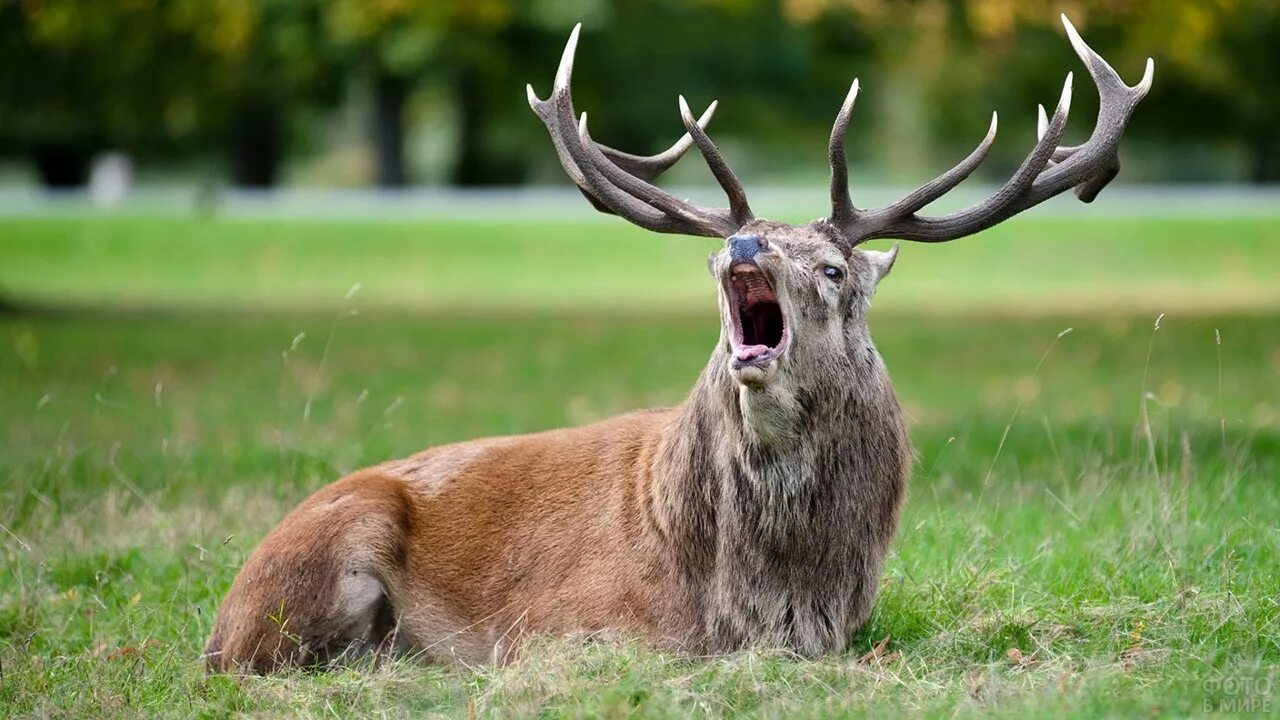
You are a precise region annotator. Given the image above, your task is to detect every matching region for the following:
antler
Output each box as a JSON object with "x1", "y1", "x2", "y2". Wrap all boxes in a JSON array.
[
  {"x1": 527, "y1": 24, "x2": 755, "y2": 238},
  {"x1": 829, "y1": 15, "x2": 1154, "y2": 246}
]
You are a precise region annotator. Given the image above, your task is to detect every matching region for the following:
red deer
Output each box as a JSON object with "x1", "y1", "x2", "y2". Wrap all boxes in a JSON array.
[{"x1": 205, "y1": 15, "x2": 1152, "y2": 672}]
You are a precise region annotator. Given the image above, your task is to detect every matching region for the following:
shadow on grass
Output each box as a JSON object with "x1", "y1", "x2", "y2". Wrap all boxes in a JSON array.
[{"x1": 0, "y1": 291, "x2": 21, "y2": 315}]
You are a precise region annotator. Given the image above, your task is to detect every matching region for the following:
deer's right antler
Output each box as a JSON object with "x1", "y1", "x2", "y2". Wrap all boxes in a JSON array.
[{"x1": 527, "y1": 24, "x2": 755, "y2": 238}]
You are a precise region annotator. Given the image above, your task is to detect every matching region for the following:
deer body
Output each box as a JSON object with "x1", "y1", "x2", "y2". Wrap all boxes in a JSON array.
[
  {"x1": 206, "y1": 231, "x2": 910, "y2": 671},
  {"x1": 206, "y1": 16, "x2": 1150, "y2": 672}
]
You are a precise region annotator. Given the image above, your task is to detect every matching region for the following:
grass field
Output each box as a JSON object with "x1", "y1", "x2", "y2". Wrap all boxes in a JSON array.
[{"x1": 2, "y1": 214, "x2": 1279, "y2": 717}]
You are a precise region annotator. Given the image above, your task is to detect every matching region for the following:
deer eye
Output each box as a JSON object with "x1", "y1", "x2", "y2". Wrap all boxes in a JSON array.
[{"x1": 821, "y1": 265, "x2": 844, "y2": 281}]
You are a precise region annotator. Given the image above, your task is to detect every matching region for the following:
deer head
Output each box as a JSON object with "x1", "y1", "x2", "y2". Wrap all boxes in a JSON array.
[{"x1": 529, "y1": 15, "x2": 1152, "y2": 394}]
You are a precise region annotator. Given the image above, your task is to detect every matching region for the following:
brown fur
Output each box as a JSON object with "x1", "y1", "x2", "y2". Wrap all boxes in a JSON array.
[{"x1": 205, "y1": 219, "x2": 913, "y2": 673}]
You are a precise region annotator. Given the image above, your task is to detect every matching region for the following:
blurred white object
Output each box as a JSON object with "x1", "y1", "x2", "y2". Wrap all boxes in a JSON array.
[{"x1": 89, "y1": 152, "x2": 133, "y2": 206}]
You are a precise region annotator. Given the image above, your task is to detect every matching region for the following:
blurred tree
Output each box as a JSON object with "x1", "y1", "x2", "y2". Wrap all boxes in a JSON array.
[
  {"x1": 1, "y1": 0, "x2": 1276, "y2": 187},
  {"x1": 785, "y1": 0, "x2": 1280, "y2": 184},
  {"x1": 524, "y1": 0, "x2": 832, "y2": 185},
  {"x1": 0, "y1": 0, "x2": 837, "y2": 187},
  {"x1": 321, "y1": 0, "x2": 527, "y2": 187},
  {"x1": 317, "y1": 0, "x2": 822, "y2": 186},
  {"x1": 0, "y1": 0, "x2": 213, "y2": 185},
  {"x1": 215, "y1": 0, "x2": 342, "y2": 187},
  {"x1": 0, "y1": 0, "x2": 338, "y2": 187},
  {"x1": 953, "y1": 0, "x2": 1280, "y2": 183},
  {"x1": 1117, "y1": 0, "x2": 1280, "y2": 182}
]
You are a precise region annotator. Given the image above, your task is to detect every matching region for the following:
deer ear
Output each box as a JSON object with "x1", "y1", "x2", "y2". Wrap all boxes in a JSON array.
[
  {"x1": 707, "y1": 251, "x2": 717, "y2": 277},
  {"x1": 863, "y1": 243, "x2": 899, "y2": 286}
]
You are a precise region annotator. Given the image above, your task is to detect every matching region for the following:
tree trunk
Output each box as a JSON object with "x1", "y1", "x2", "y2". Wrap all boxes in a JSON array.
[
  {"x1": 229, "y1": 98, "x2": 283, "y2": 188},
  {"x1": 451, "y1": 63, "x2": 524, "y2": 186},
  {"x1": 1250, "y1": 133, "x2": 1279, "y2": 184},
  {"x1": 32, "y1": 144, "x2": 93, "y2": 188},
  {"x1": 452, "y1": 64, "x2": 488, "y2": 186},
  {"x1": 373, "y1": 71, "x2": 408, "y2": 188}
]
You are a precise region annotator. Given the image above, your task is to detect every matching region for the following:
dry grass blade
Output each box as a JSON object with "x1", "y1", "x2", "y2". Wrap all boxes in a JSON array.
[{"x1": 858, "y1": 636, "x2": 892, "y2": 665}]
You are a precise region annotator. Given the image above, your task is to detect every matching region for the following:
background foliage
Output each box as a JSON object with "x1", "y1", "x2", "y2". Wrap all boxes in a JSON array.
[{"x1": 1, "y1": 0, "x2": 1277, "y2": 187}]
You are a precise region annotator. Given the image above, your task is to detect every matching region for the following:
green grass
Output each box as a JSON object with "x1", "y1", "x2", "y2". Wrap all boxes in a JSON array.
[
  {"x1": 1, "y1": 215, "x2": 1279, "y2": 717},
  {"x1": 3, "y1": 214, "x2": 1280, "y2": 314}
]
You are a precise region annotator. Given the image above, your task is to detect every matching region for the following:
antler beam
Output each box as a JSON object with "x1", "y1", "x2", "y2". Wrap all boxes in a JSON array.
[
  {"x1": 527, "y1": 24, "x2": 754, "y2": 238},
  {"x1": 829, "y1": 14, "x2": 1154, "y2": 246}
]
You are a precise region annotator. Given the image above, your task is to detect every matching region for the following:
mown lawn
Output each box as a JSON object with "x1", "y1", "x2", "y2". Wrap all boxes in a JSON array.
[
  {"x1": 1, "y1": 214, "x2": 1278, "y2": 717},
  {"x1": 3, "y1": 214, "x2": 1280, "y2": 315}
]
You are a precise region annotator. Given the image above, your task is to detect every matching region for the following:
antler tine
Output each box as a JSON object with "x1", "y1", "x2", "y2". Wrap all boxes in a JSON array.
[
  {"x1": 678, "y1": 96, "x2": 754, "y2": 227},
  {"x1": 597, "y1": 102, "x2": 718, "y2": 181},
  {"x1": 1062, "y1": 14, "x2": 1129, "y2": 97},
  {"x1": 828, "y1": 79, "x2": 860, "y2": 226},
  {"x1": 877, "y1": 111, "x2": 999, "y2": 221},
  {"x1": 528, "y1": 29, "x2": 689, "y2": 232},
  {"x1": 577, "y1": 113, "x2": 726, "y2": 228},
  {"x1": 834, "y1": 16, "x2": 1152, "y2": 246},
  {"x1": 553, "y1": 100, "x2": 690, "y2": 232},
  {"x1": 573, "y1": 103, "x2": 717, "y2": 215},
  {"x1": 1039, "y1": 106, "x2": 1085, "y2": 165},
  {"x1": 1037, "y1": 105, "x2": 1078, "y2": 163},
  {"x1": 849, "y1": 75, "x2": 1071, "y2": 243},
  {"x1": 527, "y1": 24, "x2": 751, "y2": 238},
  {"x1": 1051, "y1": 14, "x2": 1154, "y2": 201}
]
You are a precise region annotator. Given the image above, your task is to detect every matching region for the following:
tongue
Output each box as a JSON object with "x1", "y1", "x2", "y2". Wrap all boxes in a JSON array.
[{"x1": 735, "y1": 344, "x2": 771, "y2": 362}]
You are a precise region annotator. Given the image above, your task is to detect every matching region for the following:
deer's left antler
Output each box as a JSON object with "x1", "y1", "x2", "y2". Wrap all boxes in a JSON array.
[{"x1": 828, "y1": 14, "x2": 1154, "y2": 245}]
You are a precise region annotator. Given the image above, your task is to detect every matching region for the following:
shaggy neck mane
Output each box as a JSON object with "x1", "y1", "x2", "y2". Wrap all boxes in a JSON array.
[{"x1": 648, "y1": 346, "x2": 909, "y2": 654}]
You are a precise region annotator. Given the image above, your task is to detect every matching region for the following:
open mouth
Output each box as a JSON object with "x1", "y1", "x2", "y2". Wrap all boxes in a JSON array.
[{"x1": 728, "y1": 262, "x2": 788, "y2": 367}]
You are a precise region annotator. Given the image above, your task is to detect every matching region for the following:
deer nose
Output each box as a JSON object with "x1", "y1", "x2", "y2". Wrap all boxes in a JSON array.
[{"x1": 728, "y1": 234, "x2": 768, "y2": 262}]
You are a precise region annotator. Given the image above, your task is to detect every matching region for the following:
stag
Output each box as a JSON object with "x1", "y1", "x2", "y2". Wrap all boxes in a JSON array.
[{"x1": 205, "y1": 15, "x2": 1152, "y2": 672}]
